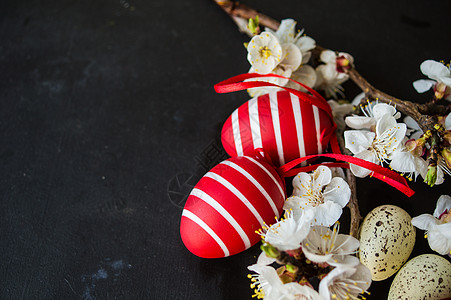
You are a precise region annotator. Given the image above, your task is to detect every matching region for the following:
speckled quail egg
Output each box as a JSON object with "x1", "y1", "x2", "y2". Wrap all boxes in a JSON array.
[
  {"x1": 388, "y1": 254, "x2": 451, "y2": 300},
  {"x1": 359, "y1": 205, "x2": 416, "y2": 281}
]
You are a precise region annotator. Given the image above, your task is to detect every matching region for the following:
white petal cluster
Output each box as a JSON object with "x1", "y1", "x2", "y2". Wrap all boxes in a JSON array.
[
  {"x1": 284, "y1": 166, "x2": 351, "y2": 226},
  {"x1": 315, "y1": 50, "x2": 353, "y2": 99},
  {"x1": 413, "y1": 60, "x2": 451, "y2": 101},
  {"x1": 344, "y1": 103, "x2": 409, "y2": 178},
  {"x1": 248, "y1": 264, "x2": 322, "y2": 300},
  {"x1": 261, "y1": 209, "x2": 315, "y2": 251},
  {"x1": 302, "y1": 223, "x2": 360, "y2": 267},
  {"x1": 247, "y1": 19, "x2": 317, "y2": 97},
  {"x1": 319, "y1": 264, "x2": 372, "y2": 300},
  {"x1": 411, "y1": 195, "x2": 451, "y2": 256}
]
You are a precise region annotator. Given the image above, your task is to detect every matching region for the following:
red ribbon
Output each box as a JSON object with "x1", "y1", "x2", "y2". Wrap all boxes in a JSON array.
[
  {"x1": 215, "y1": 73, "x2": 414, "y2": 197},
  {"x1": 277, "y1": 153, "x2": 415, "y2": 197},
  {"x1": 214, "y1": 73, "x2": 333, "y2": 119}
]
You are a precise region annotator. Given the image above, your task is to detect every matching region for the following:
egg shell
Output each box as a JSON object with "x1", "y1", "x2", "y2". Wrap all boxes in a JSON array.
[
  {"x1": 388, "y1": 254, "x2": 451, "y2": 299},
  {"x1": 221, "y1": 90, "x2": 334, "y2": 167},
  {"x1": 359, "y1": 205, "x2": 416, "y2": 281},
  {"x1": 180, "y1": 156, "x2": 286, "y2": 258}
]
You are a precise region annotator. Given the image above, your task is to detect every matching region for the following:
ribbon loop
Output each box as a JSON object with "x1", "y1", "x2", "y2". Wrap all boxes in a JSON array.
[
  {"x1": 277, "y1": 153, "x2": 414, "y2": 197},
  {"x1": 214, "y1": 73, "x2": 333, "y2": 119}
]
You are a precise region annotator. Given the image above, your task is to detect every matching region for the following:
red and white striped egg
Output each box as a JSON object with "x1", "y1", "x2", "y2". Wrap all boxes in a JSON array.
[
  {"x1": 221, "y1": 90, "x2": 334, "y2": 167},
  {"x1": 180, "y1": 155, "x2": 286, "y2": 258}
]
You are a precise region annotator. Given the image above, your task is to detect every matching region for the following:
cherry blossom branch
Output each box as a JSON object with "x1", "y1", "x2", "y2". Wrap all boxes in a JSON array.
[
  {"x1": 347, "y1": 69, "x2": 450, "y2": 132},
  {"x1": 213, "y1": 0, "x2": 450, "y2": 128},
  {"x1": 334, "y1": 115, "x2": 362, "y2": 237},
  {"x1": 214, "y1": 0, "x2": 363, "y2": 237}
]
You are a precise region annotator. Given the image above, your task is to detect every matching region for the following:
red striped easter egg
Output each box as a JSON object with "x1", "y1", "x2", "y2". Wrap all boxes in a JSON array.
[
  {"x1": 221, "y1": 90, "x2": 334, "y2": 167},
  {"x1": 180, "y1": 155, "x2": 286, "y2": 258}
]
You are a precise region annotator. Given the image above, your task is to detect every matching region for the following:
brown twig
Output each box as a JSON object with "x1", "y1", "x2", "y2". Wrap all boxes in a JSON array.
[
  {"x1": 213, "y1": 0, "x2": 280, "y2": 32},
  {"x1": 347, "y1": 69, "x2": 451, "y2": 132}
]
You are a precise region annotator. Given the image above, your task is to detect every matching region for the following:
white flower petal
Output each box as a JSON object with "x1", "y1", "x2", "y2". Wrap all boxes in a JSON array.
[
  {"x1": 292, "y1": 172, "x2": 313, "y2": 196},
  {"x1": 330, "y1": 254, "x2": 360, "y2": 267},
  {"x1": 296, "y1": 36, "x2": 316, "y2": 53},
  {"x1": 344, "y1": 130, "x2": 375, "y2": 154},
  {"x1": 278, "y1": 282, "x2": 322, "y2": 300},
  {"x1": 437, "y1": 223, "x2": 451, "y2": 239},
  {"x1": 441, "y1": 76, "x2": 451, "y2": 86},
  {"x1": 350, "y1": 150, "x2": 378, "y2": 178},
  {"x1": 256, "y1": 251, "x2": 276, "y2": 266},
  {"x1": 247, "y1": 264, "x2": 282, "y2": 297},
  {"x1": 390, "y1": 150, "x2": 427, "y2": 179},
  {"x1": 345, "y1": 116, "x2": 376, "y2": 130},
  {"x1": 274, "y1": 19, "x2": 297, "y2": 44},
  {"x1": 434, "y1": 165, "x2": 445, "y2": 185},
  {"x1": 351, "y1": 92, "x2": 366, "y2": 106},
  {"x1": 317, "y1": 63, "x2": 338, "y2": 81},
  {"x1": 288, "y1": 65, "x2": 317, "y2": 91},
  {"x1": 433, "y1": 195, "x2": 451, "y2": 218},
  {"x1": 411, "y1": 214, "x2": 439, "y2": 231},
  {"x1": 404, "y1": 116, "x2": 421, "y2": 130},
  {"x1": 312, "y1": 201, "x2": 343, "y2": 226},
  {"x1": 313, "y1": 165, "x2": 332, "y2": 188},
  {"x1": 445, "y1": 113, "x2": 451, "y2": 130},
  {"x1": 320, "y1": 50, "x2": 337, "y2": 64},
  {"x1": 420, "y1": 60, "x2": 451, "y2": 82},
  {"x1": 323, "y1": 177, "x2": 351, "y2": 208},
  {"x1": 372, "y1": 103, "x2": 397, "y2": 121},
  {"x1": 279, "y1": 43, "x2": 302, "y2": 71},
  {"x1": 413, "y1": 79, "x2": 435, "y2": 93},
  {"x1": 426, "y1": 227, "x2": 451, "y2": 255},
  {"x1": 264, "y1": 209, "x2": 313, "y2": 251},
  {"x1": 334, "y1": 234, "x2": 360, "y2": 254},
  {"x1": 375, "y1": 114, "x2": 397, "y2": 135},
  {"x1": 301, "y1": 51, "x2": 312, "y2": 65}
]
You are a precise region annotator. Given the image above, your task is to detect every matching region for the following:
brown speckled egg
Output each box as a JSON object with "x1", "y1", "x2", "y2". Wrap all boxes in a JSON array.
[
  {"x1": 359, "y1": 205, "x2": 416, "y2": 281},
  {"x1": 388, "y1": 254, "x2": 451, "y2": 300}
]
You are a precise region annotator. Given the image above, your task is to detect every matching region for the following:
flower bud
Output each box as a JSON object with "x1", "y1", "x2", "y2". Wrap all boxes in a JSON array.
[
  {"x1": 261, "y1": 243, "x2": 280, "y2": 258},
  {"x1": 439, "y1": 209, "x2": 451, "y2": 223},
  {"x1": 336, "y1": 55, "x2": 351, "y2": 73},
  {"x1": 285, "y1": 263, "x2": 298, "y2": 274},
  {"x1": 434, "y1": 82, "x2": 451, "y2": 100},
  {"x1": 424, "y1": 165, "x2": 437, "y2": 187},
  {"x1": 405, "y1": 139, "x2": 424, "y2": 157}
]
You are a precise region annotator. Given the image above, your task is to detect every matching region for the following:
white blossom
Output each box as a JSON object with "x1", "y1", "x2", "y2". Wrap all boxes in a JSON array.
[
  {"x1": 314, "y1": 50, "x2": 353, "y2": 99},
  {"x1": 412, "y1": 195, "x2": 451, "y2": 255},
  {"x1": 283, "y1": 166, "x2": 351, "y2": 226},
  {"x1": 445, "y1": 113, "x2": 451, "y2": 130},
  {"x1": 247, "y1": 19, "x2": 317, "y2": 97},
  {"x1": 302, "y1": 223, "x2": 360, "y2": 267},
  {"x1": 389, "y1": 144, "x2": 428, "y2": 180},
  {"x1": 345, "y1": 102, "x2": 400, "y2": 130},
  {"x1": 247, "y1": 32, "x2": 283, "y2": 74},
  {"x1": 266, "y1": 19, "x2": 316, "y2": 65},
  {"x1": 344, "y1": 114, "x2": 407, "y2": 177},
  {"x1": 403, "y1": 115, "x2": 423, "y2": 139},
  {"x1": 286, "y1": 65, "x2": 317, "y2": 92},
  {"x1": 413, "y1": 60, "x2": 451, "y2": 101},
  {"x1": 315, "y1": 63, "x2": 348, "y2": 99},
  {"x1": 319, "y1": 264, "x2": 371, "y2": 300},
  {"x1": 260, "y1": 209, "x2": 314, "y2": 251},
  {"x1": 248, "y1": 264, "x2": 322, "y2": 300}
]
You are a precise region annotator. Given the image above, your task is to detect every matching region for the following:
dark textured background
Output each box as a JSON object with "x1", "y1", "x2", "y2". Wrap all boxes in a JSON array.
[{"x1": 1, "y1": 0, "x2": 450, "y2": 299}]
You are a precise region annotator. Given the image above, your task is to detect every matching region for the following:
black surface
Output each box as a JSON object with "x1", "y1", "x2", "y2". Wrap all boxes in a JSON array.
[{"x1": 1, "y1": 0, "x2": 450, "y2": 299}]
